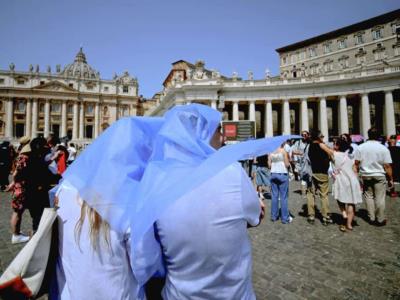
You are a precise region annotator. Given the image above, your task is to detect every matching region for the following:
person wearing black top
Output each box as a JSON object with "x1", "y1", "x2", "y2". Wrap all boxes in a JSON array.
[{"x1": 306, "y1": 130, "x2": 333, "y2": 225}]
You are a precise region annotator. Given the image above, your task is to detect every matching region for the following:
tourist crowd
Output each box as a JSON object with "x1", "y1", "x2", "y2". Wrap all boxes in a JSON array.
[
  {"x1": 0, "y1": 136, "x2": 77, "y2": 244},
  {"x1": 251, "y1": 127, "x2": 396, "y2": 232}
]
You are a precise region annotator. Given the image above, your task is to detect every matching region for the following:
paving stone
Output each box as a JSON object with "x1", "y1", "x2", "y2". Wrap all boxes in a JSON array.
[{"x1": 1, "y1": 180, "x2": 399, "y2": 300}]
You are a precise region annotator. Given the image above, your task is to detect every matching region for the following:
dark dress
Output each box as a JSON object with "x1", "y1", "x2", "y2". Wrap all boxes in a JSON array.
[
  {"x1": 25, "y1": 156, "x2": 54, "y2": 231},
  {"x1": 388, "y1": 146, "x2": 400, "y2": 182}
]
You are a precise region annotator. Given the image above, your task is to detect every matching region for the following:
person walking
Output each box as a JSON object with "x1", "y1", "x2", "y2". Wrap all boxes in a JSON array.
[
  {"x1": 67, "y1": 142, "x2": 77, "y2": 165},
  {"x1": 355, "y1": 127, "x2": 393, "y2": 226},
  {"x1": 0, "y1": 140, "x2": 15, "y2": 191},
  {"x1": 387, "y1": 135, "x2": 400, "y2": 197},
  {"x1": 292, "y1": 131, "x2": 310, "y2": 194},
  {"x1": 327, "y1": 139, "x2": 363, "y2": 232},
  {"x1": 306, "y1": 130, "x2": 333, "y2": 225},
  {"x1": 268, "y1": 142, "x2": 291, "y2": 223},
  {"x1": 7, "y1": 139, "x2": 31, "y2": 244}
]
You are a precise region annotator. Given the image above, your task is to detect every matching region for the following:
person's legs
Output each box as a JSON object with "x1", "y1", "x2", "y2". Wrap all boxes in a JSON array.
[
  {"x1": 362, "y1": 178, "x2": 376, "y2": 222},
  {"x1": 10, "y1": 210, "x2": 23, "y2": 234},
  {"x1": 306, "y1": 175, "x2": 315, "y2": 221},
  {"x1": 279, "y1": 174, "x2": 290, "y2": 223},
  {"x1": 270, "y1": 174, "x2": 280, "y2": 221},
  {"x1": 346, "y1": 204, "x2": 355, "y2": 230},
  {"x1": 373, "y1": 176, "x2": 387, "y2": 224}
]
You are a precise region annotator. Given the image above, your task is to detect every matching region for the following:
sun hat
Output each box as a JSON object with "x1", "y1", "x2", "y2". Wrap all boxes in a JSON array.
[
  {"x1": 20, "y1": 143, "x2": 31, "y2": 154},
  {"x1": 19, "y1": 136, "x2": 31, "y2": 145}
]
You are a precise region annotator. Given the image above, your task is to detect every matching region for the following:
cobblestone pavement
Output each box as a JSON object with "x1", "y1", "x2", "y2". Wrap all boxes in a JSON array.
[{"x1": 1, "y1": 182, "x2": 399, "y2": 300}]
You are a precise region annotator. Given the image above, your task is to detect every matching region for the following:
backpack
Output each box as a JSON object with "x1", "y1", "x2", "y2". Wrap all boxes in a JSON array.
[{"x1": 300, "y1": 143, "x2": 312, "y2": 182}]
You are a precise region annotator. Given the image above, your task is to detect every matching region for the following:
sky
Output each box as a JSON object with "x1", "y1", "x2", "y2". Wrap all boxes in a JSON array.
[{"x1": 0, "y1": 0, "x2": 399, "y2": 98}]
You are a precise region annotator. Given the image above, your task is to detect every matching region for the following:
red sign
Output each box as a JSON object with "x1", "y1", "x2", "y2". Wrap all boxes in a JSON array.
[{"x1": 224, "y1": 124, "x2": 237, "y2": 138}]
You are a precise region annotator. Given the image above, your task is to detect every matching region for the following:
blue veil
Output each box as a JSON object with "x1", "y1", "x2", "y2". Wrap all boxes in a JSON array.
[{"x1": 62, "y1": 104, "x2": 298, "y2": 285}]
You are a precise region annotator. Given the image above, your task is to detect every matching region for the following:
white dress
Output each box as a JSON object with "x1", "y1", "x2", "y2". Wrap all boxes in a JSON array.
[
  {"x1": 332, "y1": 152, "x2": 362, "y2": 204},
  {"x1": 156, "y1": 163, "x2": 259, "y2": 300},
  {"x1": 50, "y1": 181, "x2": 144, "y2": 300}
]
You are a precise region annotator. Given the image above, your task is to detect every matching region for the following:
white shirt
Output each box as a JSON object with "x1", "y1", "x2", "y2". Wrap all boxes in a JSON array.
[
  {"x1": 270, "y1": 152, "x2": 288, "y2": 174},
  {"x1": 51, "y1": 181, "x2": 144, "y2": 300},
  {"x1": 156, "y1": 163, "x2": 259, "y2": 300},
  {"x1": 67, "y1": 146, "x2": 77, "y2": 162},
  {"x1": 354, "y1": 140, "x2": 392, "y2": 177}
]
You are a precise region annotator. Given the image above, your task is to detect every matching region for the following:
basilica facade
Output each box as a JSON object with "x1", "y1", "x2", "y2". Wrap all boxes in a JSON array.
[
  {"x1": 148, "y1": 9, "x2": 400, "y2": 141},
  {"x1": 0, "y1": 48, "x2": 140, "y2": 146}
]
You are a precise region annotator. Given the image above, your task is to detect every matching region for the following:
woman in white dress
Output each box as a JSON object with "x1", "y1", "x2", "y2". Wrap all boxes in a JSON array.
[{"x1": 321, "y1": 139, "x2": 362, "y2": 232}]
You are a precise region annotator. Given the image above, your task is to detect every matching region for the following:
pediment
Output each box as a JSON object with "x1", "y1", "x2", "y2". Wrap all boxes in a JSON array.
[{"x1": 34, "y1": 80, "x2": 76, "y2": 92}]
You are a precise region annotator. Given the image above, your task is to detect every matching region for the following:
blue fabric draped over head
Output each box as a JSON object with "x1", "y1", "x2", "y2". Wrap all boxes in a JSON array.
[{"x1": 62, "y1": 103, "x2": 299, "y2": 285}]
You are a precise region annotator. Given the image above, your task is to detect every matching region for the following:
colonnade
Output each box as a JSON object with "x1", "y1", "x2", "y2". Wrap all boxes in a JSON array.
[
  {"x1": 3, "y1": 98, "x2": 101, "y2": 140},
  {"x1": 209, "y1": 89, "x2": 397, "y2": 140}
]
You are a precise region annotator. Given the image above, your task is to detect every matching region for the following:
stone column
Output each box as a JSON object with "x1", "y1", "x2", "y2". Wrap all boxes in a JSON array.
[
  {"x1": 384, "y1": 90, "x2": 396, "y2": 136},
  {"x1": 44, "y1": 99, "x2": 50, "y2": 138},
  {"x1": 5, "y1": 98, "x2": 13, "y2": 138},
  {"x1": 300, "y1": 98, "x2": 309, "y2": 132},
  {"x1": 318, "y1": 97, "x2": 329, "y2": 142},
  {"x1": 26, "y1": 99, "x2": 32, "y2": 137},
  {"x1": 361, "y1": 93, "x2": 371, "y2": 139},
  {"x1": 79, "y1": 102, "x2": 84, "y2": 139},
  {"x1": 339, "y1": 95, "x2": 349, "y2": 134},
  {"x1": 282, "y1": 99, "x2": 290, "y2": 135},
  {"x1": 61, "y1": 101, "x2": 67, "y2": 137},
  {"x1": 94, "y1": 102, "x2": 100, "y2": 138},
  {"x1": 232, "y1": 101, "x2": 239, "y2": 121},
  {"x1": 72, "y1": 101, "x2": 79, "y2": 140},
  {"x1": 265, "y1": 99, "x2": 273, "y2": 137},
  {"x1": 31, "y1": 99, "x2": 38, "y2": 138},
  {"x1": 211, "y1": 100, "x2": 217, "y2": 110},
  {"x1": 249, "y1": 100, "x2": 256, "y2": 121}
]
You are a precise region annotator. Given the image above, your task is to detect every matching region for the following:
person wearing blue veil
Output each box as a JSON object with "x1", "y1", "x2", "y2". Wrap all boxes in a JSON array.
[
  {"x1": 127, "y1": 104, "x2": 298, "y2": 298},
  {"x1": 50, "y1": 116, "x2": 164, "y2": 300}
]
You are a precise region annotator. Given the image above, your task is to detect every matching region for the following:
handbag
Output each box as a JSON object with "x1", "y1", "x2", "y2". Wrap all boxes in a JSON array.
[{"x1": 0, "y1": 207, "x2": 58, "y2": 299}]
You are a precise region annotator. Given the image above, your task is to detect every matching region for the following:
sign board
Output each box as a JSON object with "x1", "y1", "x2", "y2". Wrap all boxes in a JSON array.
[{"x1": 222, "y1": 121, "x2": 256, "y2": 142}]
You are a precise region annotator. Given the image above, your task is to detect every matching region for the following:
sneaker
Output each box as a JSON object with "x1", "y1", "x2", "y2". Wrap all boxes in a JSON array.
[
  {"x1": 11, "y1": 234, "x2": 30, "y2": 244},
  {"x1": 375, "y1": 219, "x2": 387, "y2": 227},
  {"x1": 284, "y1": 216, "x2": 293, "y2": 224},
  {"x1": 307, "y1": 216, "x2": 315, "y2": 224},
  {"x1": 322, "y1": 216, "x2": 333, "y2": 226}
]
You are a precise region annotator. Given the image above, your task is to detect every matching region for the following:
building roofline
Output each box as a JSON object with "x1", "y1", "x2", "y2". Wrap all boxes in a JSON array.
[{"x1": 275, "y1": 9, "x2": 400, "y2": 53}]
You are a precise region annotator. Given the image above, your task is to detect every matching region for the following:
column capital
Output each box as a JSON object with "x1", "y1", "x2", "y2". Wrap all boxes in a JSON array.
[{"x1": 383, "y1": 89, "x2": 394, "y2": 94}]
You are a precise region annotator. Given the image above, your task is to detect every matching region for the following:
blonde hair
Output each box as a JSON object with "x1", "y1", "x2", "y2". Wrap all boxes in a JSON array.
[{"x1": 75, "y1": 201, "x2": 111, "y2": 251}]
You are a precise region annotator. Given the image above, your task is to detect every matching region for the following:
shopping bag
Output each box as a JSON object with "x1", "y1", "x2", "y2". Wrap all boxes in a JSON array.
[{"x1": 0, "y1": 207, "x2": 58, "y2": 299}]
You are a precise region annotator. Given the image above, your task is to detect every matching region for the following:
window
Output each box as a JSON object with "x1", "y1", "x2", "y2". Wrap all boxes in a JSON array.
[
  {"x1": 309, "y1": 47, "x2": 317, "y2": 57},
  {"x1": 40, "y1": 81, "x2": 45, "y2": 85},
  {"x1": 309, "y1": 63, "x2": 319, "y2": 75},
  {"x1": 67, "y1": 104, "x2": 73, "y2": 114},
  {"x1": 16, "y1": 101, "x2": 26, "y2": 112},
  {"x1": 103, "y1": 86, "x2": 109, "y2": 92},
  {"x1": 338, "y1": 39, "x2": 347, "y2": 49},
  {"x1": 86, "y1": 104, "x2": 94, "y2": 114},
  {"x1": 123, "y1": 86, "x2": 129, "y2": 93},
  {"x1": 17, "y1": 79, "x2": 25, "y2": 85},
  {"x1": 372, "y1": 28, "x2": 383, "y2": 40},
  {"x1": 323, "y1": 42, "x2": 332, "y2": 54},
  {"x1": 51, "y1": 103, "x2": 60, "y2": 112},
  {"x1": 0, "y1": 78, "x2": 4, "y2": 84},
  {"x1": 338, "y1": 56, "x2": 349, "y2": 69},
  {"x1": 39, "y1": 103, "x2": 44, "y2": 113},
  {"x1": 324, "y1": 60, "x2": 334, "y2": 72},
  {"x1": 87, "y1": 86, "x2": 93, "y2": 91},
  {"x1": 355, "y1": 34, "x2": 364, "y2": 45},
  {"x1": 69, "y1": 83, "x2": 73, "y2": 88}
]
